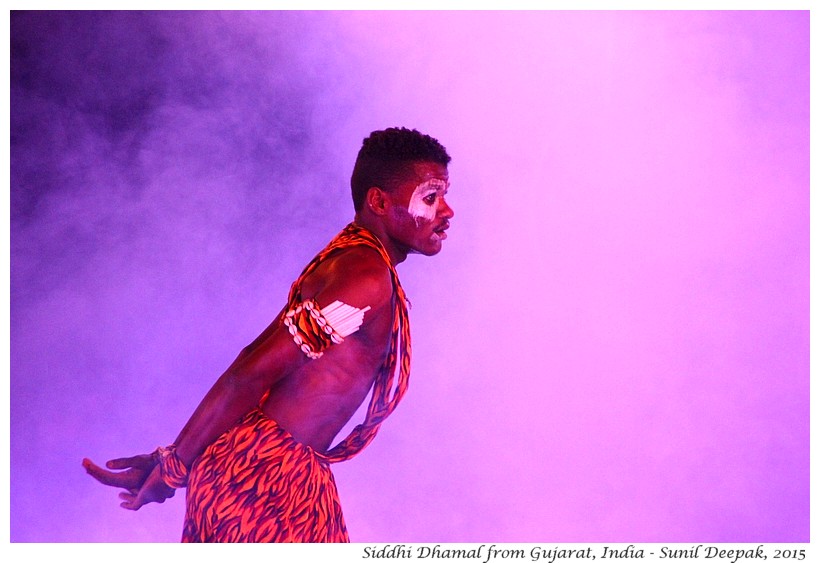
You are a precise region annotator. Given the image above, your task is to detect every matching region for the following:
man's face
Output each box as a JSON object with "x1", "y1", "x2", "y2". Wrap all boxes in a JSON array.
[{"x1": 387, "y1": 161, "x2": 454, "y2": 257}]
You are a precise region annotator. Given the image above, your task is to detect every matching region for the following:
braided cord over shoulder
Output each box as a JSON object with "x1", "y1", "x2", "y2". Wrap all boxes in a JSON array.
[{"x1": 286, "y1": 223, "x2": 411, "y2": 463}]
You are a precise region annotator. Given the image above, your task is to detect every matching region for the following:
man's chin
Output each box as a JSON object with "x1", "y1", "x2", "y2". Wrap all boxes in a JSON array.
[{"x1": 414, "y1": 243, "x2": 444, "y2": 257}]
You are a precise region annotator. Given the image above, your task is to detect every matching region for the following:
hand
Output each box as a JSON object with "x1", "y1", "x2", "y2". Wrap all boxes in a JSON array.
[
  {"x1": 82, "y1": 453, "x2": 156, "y2": 493},
  {"x1": 117, "y1": 465, "x2": 176, "y2": 510}
]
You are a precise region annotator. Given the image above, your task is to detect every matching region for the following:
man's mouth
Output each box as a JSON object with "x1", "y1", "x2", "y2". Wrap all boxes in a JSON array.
[{"x1": 432, "y1": 222, "x2": 450, "y2": 240}]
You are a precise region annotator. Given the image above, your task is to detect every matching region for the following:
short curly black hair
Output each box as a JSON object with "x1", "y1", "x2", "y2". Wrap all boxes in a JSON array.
[{"x1": 351, "y1": 127, "x2": 451, "y2": 212}]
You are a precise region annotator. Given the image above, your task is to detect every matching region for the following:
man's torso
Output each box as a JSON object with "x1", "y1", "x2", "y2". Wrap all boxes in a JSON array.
[{"x1": 260, "y1": 244, "x2": 396, "y2": 453}]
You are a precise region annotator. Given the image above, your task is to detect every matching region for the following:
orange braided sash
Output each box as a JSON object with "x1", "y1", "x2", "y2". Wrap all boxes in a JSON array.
[{"x1": 287, "y1": 223, "x2": 411, "y2": 463}]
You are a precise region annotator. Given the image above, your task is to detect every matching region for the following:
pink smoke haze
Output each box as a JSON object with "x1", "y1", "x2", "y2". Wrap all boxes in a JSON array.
[{"x1": 10, "y1": 11, "x2": 808, "y2": 542}]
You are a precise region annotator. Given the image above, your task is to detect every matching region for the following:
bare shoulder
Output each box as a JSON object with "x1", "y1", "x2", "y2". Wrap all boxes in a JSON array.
[{"x1": 302, "y1": 245, "x2": 393, "y2": 313}]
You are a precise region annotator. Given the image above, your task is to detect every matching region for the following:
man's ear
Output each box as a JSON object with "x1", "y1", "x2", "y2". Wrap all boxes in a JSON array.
[{"x1": 365, "y1": 186, "x2": 390, "y2": 216}]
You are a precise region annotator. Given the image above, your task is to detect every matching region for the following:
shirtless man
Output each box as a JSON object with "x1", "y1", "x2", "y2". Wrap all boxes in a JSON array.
[{"x1": 83, "y1": 127, "x2": 453, "y2": 542}]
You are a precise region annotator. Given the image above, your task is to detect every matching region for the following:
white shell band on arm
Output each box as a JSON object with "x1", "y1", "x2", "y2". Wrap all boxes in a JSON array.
[
  {"x1": 321, "y1": 300, "x2": 371, "y2": 337},
  {"x1": 283, "y1": 299, "x2": 371, "y2": 359}
]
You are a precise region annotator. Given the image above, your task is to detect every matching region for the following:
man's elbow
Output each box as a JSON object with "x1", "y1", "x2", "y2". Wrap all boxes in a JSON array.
[{"x1": 236, "y1": 345, "x2": 252, "y2": 361}]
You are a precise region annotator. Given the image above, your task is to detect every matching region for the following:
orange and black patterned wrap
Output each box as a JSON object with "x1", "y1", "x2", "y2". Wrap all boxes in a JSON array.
[
  {"x1": 181, "y1": 224, "x2": 411, "y2": 542},
  {"x1": 182, "y1": 408, "x2": 349, "y2": 542}
]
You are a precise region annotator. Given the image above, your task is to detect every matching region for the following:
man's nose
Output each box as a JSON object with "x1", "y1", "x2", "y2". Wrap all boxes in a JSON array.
[{"x1": 440, "y1": 199, "x2": 454, "y2": 219}]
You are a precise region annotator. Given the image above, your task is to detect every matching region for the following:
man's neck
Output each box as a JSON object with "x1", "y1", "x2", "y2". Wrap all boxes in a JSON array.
[{"x1": 352, "y1": 215, "x2": 407, "y2": 267}]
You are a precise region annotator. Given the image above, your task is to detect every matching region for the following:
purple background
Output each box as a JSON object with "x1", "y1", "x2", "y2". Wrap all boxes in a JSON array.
[{"x1": 10, "y1": 11, "x2": 809, "y2": 542}]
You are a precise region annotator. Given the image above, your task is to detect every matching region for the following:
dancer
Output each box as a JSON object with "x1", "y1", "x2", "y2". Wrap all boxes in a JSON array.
[{"x1": 83, "y1": 127, "x2": 453, "y2": 542}]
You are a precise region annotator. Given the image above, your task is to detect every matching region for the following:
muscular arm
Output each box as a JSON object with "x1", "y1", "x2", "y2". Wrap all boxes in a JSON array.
[
  {"x1": 84, "y1": 311, "x2": 309, "y2": 508},
  {"x1": 170, "y1": 322, "x2": 306, "y2": 467},
  {"x1": 173, "y1": 246, "x2": 393, "y2": 467},
  {"x1": 85, "y1": 245, "x2": 394, "y2": 509}
]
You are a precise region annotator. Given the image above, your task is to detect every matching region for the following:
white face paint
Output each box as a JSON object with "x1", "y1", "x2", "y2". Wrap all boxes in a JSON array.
[{"x1": 407, "y1": 178, "x2": 449, "y2": 226}]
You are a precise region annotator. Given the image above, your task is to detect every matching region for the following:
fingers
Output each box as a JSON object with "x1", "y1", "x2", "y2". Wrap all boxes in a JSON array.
[
  {"x1": 106, "y1": 453, "x2": 155, "y2": 471},
  {"x1": 85, "y1": 455, "x2": 175, "y2": 511},
  {"x1": 86, "y1": 458, "x2": 176, "y2": 511},
  {"x1": 82, "y1": 458, "x2": 143, "y2": 490},
  {"x1": 118, "y1": 491, "x2": 140, "y2": 511},
  {"x1": 118, "y1": 485, "x2": 174, "y2": 510},
  {"x1": 83, "y1": 458, "x2": 127, "y2": 488}
]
